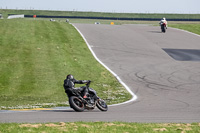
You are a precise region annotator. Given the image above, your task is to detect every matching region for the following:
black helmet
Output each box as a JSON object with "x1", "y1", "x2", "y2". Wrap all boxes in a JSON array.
[{"x1": 67, "y1": 74, "x2": 74, "y2": 80}]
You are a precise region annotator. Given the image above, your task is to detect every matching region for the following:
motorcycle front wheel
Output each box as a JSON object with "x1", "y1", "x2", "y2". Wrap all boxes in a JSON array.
[
  {"x1": 96, "y1": 99, "x2": 108, "y2": 111},
  {"x1": 69, "y1": 96, "x2": 85, "y2": 112}
]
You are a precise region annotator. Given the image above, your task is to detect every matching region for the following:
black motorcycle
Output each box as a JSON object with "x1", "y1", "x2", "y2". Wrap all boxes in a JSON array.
[
  {"x1": 68, "y1": 81, "x2": 108, "y2": 112},
  {"x1": 160, "y1": 22, "x2": 167, "y2": 33}
]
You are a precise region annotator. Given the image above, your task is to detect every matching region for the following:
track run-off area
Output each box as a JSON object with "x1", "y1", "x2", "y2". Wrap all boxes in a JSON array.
[{"x1": 1, "y1": 24, "x2": 200, "y2": 123}]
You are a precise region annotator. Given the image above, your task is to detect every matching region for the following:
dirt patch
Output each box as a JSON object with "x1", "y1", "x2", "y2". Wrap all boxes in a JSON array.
[
  {"x1": 104, "y1": 123, "x2": 116, "y2": 126},
  {"x1": 19, "y1": 122, "x2": 66, "y2": 128},
  {"x1": 81, "y1": 124, "x2": 90, "y2": 128},
  {"x1": 45, "y1": 122, "x2": 66, "y2": 127},
  {"x1": 153, "y1": 128, "x2": 168, "y2": 131},
  {"x1": 19, "y1": 124, "x2": 42, "y2": 128}
]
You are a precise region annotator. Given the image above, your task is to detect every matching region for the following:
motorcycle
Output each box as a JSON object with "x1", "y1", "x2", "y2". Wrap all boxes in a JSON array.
[
  {"x1": 68, "y1": 81, "x2": 108, "y2": 112},
  {"x1": 160, "y1": 22, "x2": 167, "y2": 33}
]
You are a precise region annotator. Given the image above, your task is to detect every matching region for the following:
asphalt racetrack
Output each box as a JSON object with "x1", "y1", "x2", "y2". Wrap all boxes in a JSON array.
[{"x1": 1, "y1": 24, "x2": 200, "y2": 123}]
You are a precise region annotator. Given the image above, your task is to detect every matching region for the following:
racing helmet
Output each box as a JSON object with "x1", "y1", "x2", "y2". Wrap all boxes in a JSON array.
[{"x1": 67, "y1": 74, "x2": 74, "y2": 80}]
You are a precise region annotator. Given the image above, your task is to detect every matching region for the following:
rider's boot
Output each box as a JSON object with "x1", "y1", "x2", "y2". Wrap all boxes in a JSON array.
[{"x1": 83, "y1": 92, "x2": 89, "y2": 99}]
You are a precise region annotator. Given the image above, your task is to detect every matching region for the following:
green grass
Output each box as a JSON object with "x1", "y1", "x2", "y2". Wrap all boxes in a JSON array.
[
  {"x1": 0, "y1": 122, "x2": 200, "y2": 133},
  {"x1": 170, "y1": 23, "x2": 200, "y2": 35},
  {"x1": 0, "y1": 19, "x2": 131, "y2": 109}
]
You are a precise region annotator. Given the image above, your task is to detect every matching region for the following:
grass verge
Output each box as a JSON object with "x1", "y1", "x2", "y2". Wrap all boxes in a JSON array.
[{"x1": 0, "y1": 122, "x2": 200, "y2": 133}]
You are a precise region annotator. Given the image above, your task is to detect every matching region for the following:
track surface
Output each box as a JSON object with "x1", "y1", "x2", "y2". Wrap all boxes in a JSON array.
[{"x1": 1, "y1": 24, "x2": 200, "y2": 123}]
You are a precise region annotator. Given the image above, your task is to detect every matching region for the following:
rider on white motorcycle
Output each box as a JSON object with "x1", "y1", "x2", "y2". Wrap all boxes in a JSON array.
[{"x1": 159, "y1": 17, "x2": 168, "y2": 29}]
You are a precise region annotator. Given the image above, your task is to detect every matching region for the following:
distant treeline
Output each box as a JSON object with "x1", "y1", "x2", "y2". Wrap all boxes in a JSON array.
[
  {"x1": 5, "y1": 14, "x2": 200, "y2": 21},
  {"x1": 23, "y1": 15, "x2": 200, "y2": 21}
]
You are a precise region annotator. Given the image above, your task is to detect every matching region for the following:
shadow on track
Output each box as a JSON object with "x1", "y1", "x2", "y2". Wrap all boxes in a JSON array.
[{"x1": 148, "y1": 31, "x2": 162, "y2": 33}]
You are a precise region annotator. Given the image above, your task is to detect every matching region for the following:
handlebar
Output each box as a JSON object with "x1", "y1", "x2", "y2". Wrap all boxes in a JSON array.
[{"x1": 86, "y1": 80, "x2": 91, "y2": 87}]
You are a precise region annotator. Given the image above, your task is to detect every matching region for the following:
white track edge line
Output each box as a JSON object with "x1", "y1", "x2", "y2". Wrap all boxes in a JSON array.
[{"x1": 72, "y1": 24, "x2": 137, "y2": 106}]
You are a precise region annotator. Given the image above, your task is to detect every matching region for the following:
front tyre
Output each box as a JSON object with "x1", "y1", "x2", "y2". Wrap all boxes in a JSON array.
[
  {"x1": 96, "y1": 99, "x2": 108, "y2": 111},
  {"x1": 69, "y1": 96, "x2": 85, "y2": 112}
]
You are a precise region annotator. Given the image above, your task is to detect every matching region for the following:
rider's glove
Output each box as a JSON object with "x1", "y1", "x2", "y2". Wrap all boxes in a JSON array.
[{"x1": 82, "y1": 80, "x2": 89, "y2": 83}]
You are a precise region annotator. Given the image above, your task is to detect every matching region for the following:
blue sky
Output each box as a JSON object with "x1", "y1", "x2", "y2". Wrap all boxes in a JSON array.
[{"x1": 0, "y1": 0, "x2": 200, "y2": 14}]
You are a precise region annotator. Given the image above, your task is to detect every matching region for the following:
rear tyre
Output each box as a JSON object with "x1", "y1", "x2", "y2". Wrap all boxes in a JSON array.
[
  {"x1": 96, "y1": 99, "x2": 108, "y2": 111},
  {"x1": 69, "y1": 96, "x2": 85, "y2": 112},
  {"x1": 161, "y1": 25, "x2": 166, "y2": 33}
]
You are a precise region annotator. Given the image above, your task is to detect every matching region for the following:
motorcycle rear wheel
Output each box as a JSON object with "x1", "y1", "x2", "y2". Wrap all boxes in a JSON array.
[
  {"x1": 96, "y1": 99, "x2": 108, "y2": 111},
  {"x1": 161, "y1": 25, "x2": 166, "y2": 33},
  {"x1": 69, "y1": 96, "x2": 85, "y2": 112}
]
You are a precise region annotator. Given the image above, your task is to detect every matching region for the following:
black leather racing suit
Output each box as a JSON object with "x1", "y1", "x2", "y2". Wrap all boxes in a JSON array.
[{"x1": 63, "y1": 78, "x2": 89, "y2": 98}]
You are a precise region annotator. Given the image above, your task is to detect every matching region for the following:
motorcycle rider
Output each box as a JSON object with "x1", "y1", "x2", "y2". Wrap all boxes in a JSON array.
[
  {"x1": 63, "y1": 74, "x2": 90, "y2": 99},
  {"x1": 159, "y1": 17, "x2": 168, "y2": 29}
]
